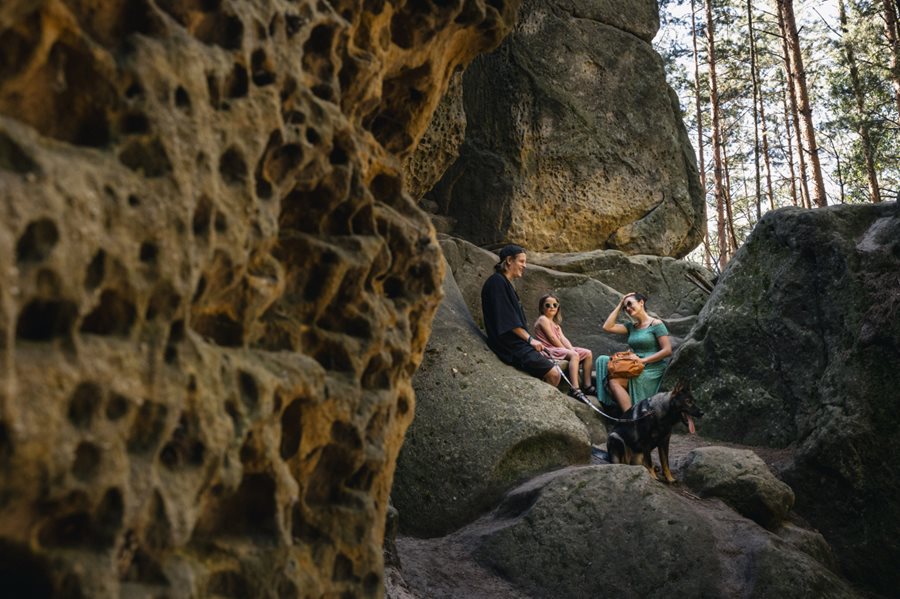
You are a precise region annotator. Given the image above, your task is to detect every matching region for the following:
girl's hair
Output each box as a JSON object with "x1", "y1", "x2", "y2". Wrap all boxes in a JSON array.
[{"x1": 538, "y1": 293, "x2": 563, "y2": 324}]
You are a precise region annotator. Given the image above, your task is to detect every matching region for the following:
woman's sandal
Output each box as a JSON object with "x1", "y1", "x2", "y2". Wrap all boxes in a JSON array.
[{"x1": 583, "y1": 384, "x2": 597, "y2": 396}]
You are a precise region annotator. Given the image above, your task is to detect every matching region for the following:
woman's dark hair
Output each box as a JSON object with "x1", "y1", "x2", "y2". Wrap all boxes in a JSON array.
[
  {"x1": 625, "y1": 292, "x2": 648, "y2": 305},
  {"x1": 538, "y1": 293, "x2": 563, "y2": 324}
]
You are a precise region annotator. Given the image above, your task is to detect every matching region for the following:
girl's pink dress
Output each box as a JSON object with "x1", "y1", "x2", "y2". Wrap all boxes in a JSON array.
[{"x1": 533, "y1": 319, "x2": 591, "y2": 362}]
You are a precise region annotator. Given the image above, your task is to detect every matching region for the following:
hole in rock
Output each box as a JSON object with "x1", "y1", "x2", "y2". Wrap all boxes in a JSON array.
[
  {"x1": 118, "y1": 138, "x2": 172, "y2": 177},
  {"x1": 195, "y1": 473, "x2": 278, "y2": 541},
  {"x1": 72, "y1": 442, "x2": 101, "y2": 481},
  {"x1": 16, "y1": 299, "x2": 77, "y2": 341},
  {"x1": 174, "y1": 85, "x2": 191, "y2": 110},
  {"x1": 80, "y1": 290, "x2": 136, "y2": 337},
  {"x1": 305, "y1": 444, "x2": 357, "y2": 506},
  {"x1": 16, "y1": 218, "x2": 59, "y2": 264},
  {"x1": 251, "y1": 49, "x2": 275, "y2": 86},
  {"x1": 105, "y1": 393, "x2": 130, "y2": 420},
  {"x1": 139, "y1": 241, "x2": 158, "y2": 263},
  {"x1": 93, "y1": 487, "x2": 124, "y2": 548},
  {"x1": 279, "y1": 399, "x2": 303, "y2": 460},
  {"x1": 192, "y1": 195, "x2": 213, "y2": 238},
  {"x1": 191, "y1": 313, "x2": 244, "y2": 347},
  {"x1": 237, "y1": 371, "x2": 259, "y2": 410},
  {"x1": 225, "y1": 63, "x2": 249, "y2": 98},
  {"x1": 195, "y1": 13, "x2": 244, "y2": 50},
  {"x1": 0, "y1": 539, "x2": 54, "y2": 598},
  {"x1": 332, "y1": 553, "x2": 356, "y2": 582},
  {"x1": 84, "y1": 250, "x2": 106, "y2": 289},
  {"x1": 120, "y1": 112, "x2": 150, "y2": 134},
  {"x1": 68, "y1": 382, "x2": 102, "y2": 429},
  {"x1": 219, "y1": 146, "x2": 248, "y2": 185}
]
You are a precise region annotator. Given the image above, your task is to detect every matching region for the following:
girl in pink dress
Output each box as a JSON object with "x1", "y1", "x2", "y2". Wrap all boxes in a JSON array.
[{"x1": 533, "y1": 293, "x2": 595, "y2": 402}]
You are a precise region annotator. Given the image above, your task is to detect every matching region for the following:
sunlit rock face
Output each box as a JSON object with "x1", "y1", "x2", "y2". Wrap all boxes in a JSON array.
[
  {"x1": 426, "y1": 0, "x2": 704, "y2": 257},
  {"x1": 0, "y1": 0, "x2": 520, "y2": 596}
]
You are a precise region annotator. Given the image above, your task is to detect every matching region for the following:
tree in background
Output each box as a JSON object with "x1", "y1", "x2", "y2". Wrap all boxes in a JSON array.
[{"x1": 656, "y1": 0, "x2": 898, "y2": 266}]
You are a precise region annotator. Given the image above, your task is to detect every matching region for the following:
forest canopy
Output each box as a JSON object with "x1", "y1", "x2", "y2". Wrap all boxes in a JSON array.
[{"x1": 655, "y1": 0, "x2": 899, "y2": 269}]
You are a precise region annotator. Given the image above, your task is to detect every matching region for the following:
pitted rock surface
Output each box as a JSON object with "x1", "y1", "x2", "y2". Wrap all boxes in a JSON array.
[
  {"x1": 0, "y1": 1, "x2": 521, "y2": 596},
  {"x1": 426, "y1": 0, "x2": 704, "y2": 256}
]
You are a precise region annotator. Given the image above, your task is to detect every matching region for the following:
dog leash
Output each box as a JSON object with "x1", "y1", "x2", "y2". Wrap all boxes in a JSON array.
[{"x1": 554, "y1": 364, "x2": 653, "y2": 424}]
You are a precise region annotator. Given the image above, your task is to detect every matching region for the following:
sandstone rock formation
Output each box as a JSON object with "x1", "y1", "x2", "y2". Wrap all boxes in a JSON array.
[
  {"x1": 677, "y1": 446, "x2": 795, "y2": 529},
  {"x1": 397, "y1": 466, "x2": 859, "y2": 599},
  {"x1": 401, "y1": 71, "x2": 465, "y2": 203},
  {"x1": 427, "y1": 0, "x2": 705, "y2": 256},
  {"x1": 392, "y1": 260, "x2": 596, "y2": 537},
  {"x1": 666, "y1": 203, "x2": 900, "y2": 595},
  {"x1": 0, "y1": 0, "x2": 522, "y2": 596}
]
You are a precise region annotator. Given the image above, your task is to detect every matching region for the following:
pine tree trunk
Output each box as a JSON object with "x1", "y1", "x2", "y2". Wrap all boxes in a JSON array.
[
  {"x1": 779, "y1": 69, "x2": 800, "y2": 207},
  {"x1": 841, "y1": 0, "x2": 882, "y2": 203},
  {"x1": 691, "y1": 0, "x2": 707, "y2": 194},
  {"x1": 883, "y1": 0, "x2": 900, "y2": 118},
  {"x1": 759, "y1": 85, "x2": 776, "y2": 211},
  {"x1": 779, "y1": 0, "x2": 827, "y2": 207},
  {"x1": 722, "y1": 138, "x2": 739, "y2": 253},
  {"x1": 691, "y1": 0, "x2": 713, "y2": 262},
  {"x1": 705, "y1": 0, "x2": 728, "y2": 269},
  {"x1": 777, "y1": 3, "x2": 811, "y2": 209},
  {"x1": 747, "y1": 0, "x2": 763, "y2": 220}
]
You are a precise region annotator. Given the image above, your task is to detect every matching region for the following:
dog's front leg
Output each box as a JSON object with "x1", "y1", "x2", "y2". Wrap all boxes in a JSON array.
[
  {"x1": 641, "y1": 451, "x2": 658, "y2": 480},
  {"x1": 658, "y1": 438, "x2": 676, "y2": 483}
]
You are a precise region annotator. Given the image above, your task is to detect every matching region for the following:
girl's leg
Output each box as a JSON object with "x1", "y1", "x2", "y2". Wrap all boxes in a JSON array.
[
  {"x1": 567, "y1": 350, "x2": 580, "y2": 388},
  {"x1": 581, "y1": 351, "x2": 593, "y2": 391},
  {"x1": 608, "y1": 377, "x2": 631, "y2": 412}
]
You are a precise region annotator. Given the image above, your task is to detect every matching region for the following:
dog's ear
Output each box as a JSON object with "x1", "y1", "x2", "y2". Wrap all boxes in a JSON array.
[{"x1": 671, "y1": 380, "x2": 685, "y2": 394}]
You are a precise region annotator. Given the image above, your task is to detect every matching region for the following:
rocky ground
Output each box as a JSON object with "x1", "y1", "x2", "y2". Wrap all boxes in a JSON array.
[{"x1": 387, "y1": 431, "x2": 811, "y2": 599}]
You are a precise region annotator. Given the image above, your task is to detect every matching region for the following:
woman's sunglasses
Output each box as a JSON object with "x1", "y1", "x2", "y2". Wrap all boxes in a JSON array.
[
  {"x1": 624, "y1": 301, "x2": 637, "y2": 309},
  {"x1": 544, "y1": 302, "x2": 559, "y2": 309}
]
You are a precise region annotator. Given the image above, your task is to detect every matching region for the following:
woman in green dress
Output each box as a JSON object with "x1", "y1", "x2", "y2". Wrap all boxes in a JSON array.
[{"x1": 596, "y1": 292, "x2": 672, "y2": 411}]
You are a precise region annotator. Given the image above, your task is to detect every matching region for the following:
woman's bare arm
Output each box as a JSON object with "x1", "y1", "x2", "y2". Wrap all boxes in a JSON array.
[{"x1": 602, "y1": 295, "x2": 629, "y2": 335}]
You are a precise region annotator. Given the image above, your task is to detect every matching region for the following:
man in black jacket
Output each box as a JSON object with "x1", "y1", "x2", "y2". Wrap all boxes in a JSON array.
[{"x1": 481, "y1": 245, "x2": 560, "y2": 385}]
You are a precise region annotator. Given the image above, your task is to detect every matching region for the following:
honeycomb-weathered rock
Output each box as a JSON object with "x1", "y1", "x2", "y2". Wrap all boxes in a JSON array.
[{"x1": 0, "y1": 1, "x2": 520, "y2": 596}]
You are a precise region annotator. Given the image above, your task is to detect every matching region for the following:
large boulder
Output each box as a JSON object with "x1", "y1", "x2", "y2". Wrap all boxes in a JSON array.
[
  {"x1": 428, "y1": 0, "x2": 704, "y2": 256},
  {"x1": 398, "y1": 466, "x2": 860, "y2": 598},
  {"x1": 677, "y1": 446, "x2": 795, "y2": 529},
  {"x1": 528, "y1": 249, "x2": 714, "y2": 318},
  {"x1": 666, "y1": 203, "x2": 900, "y2": 595},
  {"x1": 392, "y1": 261, "x2": 596, "y2": 537},
  {"x1": 0, "y1": 1, "x2": 522, "y2": 596}
]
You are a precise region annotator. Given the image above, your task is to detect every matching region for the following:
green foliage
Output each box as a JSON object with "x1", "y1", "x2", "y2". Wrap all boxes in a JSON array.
[{"x1": 656, "y1": 0, "x2": 899, "y2": 265}]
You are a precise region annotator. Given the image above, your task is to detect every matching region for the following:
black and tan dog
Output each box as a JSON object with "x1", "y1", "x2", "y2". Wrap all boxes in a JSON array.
[{"x1": 606, "y1": 382, "x2": 703, "y2": 483}]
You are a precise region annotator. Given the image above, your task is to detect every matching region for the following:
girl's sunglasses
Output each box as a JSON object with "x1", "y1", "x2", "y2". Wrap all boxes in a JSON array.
[{"x1": 544, "y1": 302, "x2": 559, "y2": 309}]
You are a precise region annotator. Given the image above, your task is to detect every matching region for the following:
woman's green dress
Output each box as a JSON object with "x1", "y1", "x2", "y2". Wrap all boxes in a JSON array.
[{"x1": 595, "y1": 321, "x2": 669, "y2": 406}]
